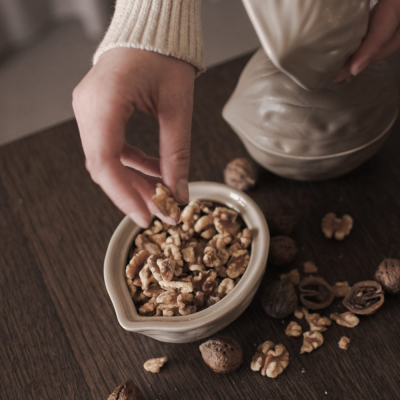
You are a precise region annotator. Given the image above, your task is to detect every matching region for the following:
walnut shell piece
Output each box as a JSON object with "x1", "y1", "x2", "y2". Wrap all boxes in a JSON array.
[
  {"x1": 261, "y1": 280, "x2": 298, "y2": 319},
  {"x1": 224, "y1": 157, "x2": 258, "y2": 191},
  {"x1": 108, "y1": 379, "x2": 143, "y2": 400},
  {"x1": 375, "y1": 258, "x2": 400, "y2": 295},
  {"x1": 268, "y1": 235, "x2": 298, "y2": 266},
  {"x1": 299, "y1": 277, "x2": 335, "y2": 310},
  {"x1": 342, "y1": 280, "x2": 385, "y2": 315},
  {"x1": 199, "y1": 337, "x2": 243, "y2": 373},
  {"x1": 143, "y1": 356, "x2": 168, "y2": 373}
]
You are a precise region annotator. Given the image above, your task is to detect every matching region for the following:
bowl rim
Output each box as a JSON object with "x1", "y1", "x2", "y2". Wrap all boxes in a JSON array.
[
  {"x1": 223, "y1": 108, "x2": 398, "y2": 160},
  {"x1": 104, "y1": 181, "x2": 269, "y2": 333}
]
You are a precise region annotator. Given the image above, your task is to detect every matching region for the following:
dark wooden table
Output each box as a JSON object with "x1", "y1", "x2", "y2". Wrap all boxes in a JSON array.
[{"x1": 1, "y1": 54, "x2": 400, "y2": 400}]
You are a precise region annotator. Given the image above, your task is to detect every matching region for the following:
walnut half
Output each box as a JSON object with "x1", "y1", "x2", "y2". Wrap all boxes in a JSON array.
[{"x1": 251, "y1": 341, "x2": 289, "y2": 378}]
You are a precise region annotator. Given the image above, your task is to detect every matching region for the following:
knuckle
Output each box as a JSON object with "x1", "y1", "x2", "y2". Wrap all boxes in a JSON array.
[{"x1": 166, "y1": 144, "x2": 191, "y2": 165}]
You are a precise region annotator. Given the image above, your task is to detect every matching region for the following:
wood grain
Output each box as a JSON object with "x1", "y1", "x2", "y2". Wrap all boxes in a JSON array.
[{"x1": 1, "y1": 53, "x2": 400, "y2": 400}]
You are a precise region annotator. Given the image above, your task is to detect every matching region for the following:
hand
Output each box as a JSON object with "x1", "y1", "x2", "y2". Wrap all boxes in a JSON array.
[
  {"x1": 332, "y1": 0, "x2": 400, "y2": 82},
  {"x1": 72, "y1": 48, "x2": 195, "y2": 228}
]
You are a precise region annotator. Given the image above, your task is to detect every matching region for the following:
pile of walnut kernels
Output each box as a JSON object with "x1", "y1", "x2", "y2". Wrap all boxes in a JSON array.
[{"x1": 125, "y1": 194, "x2": 252, "y2": 317}]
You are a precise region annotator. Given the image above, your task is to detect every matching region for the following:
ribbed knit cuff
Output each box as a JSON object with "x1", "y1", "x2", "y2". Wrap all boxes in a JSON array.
[{"x1": 93, "y1": 0, "x2": 205, "y2": 76}]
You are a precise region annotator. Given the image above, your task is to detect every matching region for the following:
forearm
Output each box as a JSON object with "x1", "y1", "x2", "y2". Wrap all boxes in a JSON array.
[{"x1": 93, "y1": 0, "x2": 205, "y2": 75}]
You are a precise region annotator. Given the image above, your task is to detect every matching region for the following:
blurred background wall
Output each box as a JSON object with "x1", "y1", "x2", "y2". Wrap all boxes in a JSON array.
[{"x1": 0, "y1": 0, "x2": 259, "y2": 146}]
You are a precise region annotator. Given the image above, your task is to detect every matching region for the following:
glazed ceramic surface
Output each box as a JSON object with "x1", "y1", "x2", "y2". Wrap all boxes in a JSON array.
[
  {"x1": 223, "y1": 49, "x2": 398, "y2": 180},
  {"x1": 104, "y1": 182, "x2": 269, "y2": 343},
  {"x1": 242, "y1": 0, "x2": 370, "y2": 90}
]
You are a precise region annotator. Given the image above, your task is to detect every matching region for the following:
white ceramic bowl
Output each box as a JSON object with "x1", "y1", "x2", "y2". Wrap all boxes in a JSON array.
[{"x1": 104, "y1": 182, "x2": 269, "y2": 343}]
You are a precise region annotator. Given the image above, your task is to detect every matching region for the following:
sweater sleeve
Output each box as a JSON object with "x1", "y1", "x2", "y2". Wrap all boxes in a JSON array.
[{"x1": 93, "y1": 0, "x2": 205, "y2": 75}]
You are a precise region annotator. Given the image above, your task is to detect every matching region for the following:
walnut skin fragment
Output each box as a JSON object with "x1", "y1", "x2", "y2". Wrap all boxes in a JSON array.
[
  {"x1": 343, "y1": 281, "x2": 384, "y2": 315},
  {"x1": 299, "y1": 277, "x2": 335, "y2": 310}
]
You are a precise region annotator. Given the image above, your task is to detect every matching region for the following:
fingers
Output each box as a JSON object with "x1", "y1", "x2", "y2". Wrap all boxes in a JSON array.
[
  {"x1": 158, "y1": 73, "x2": 195, "y2": 205},
  {"x1": 73, "y1": 76, "x2": 155, "y2": 228},
  {"x1": 121, "y1": 144, "x2": 161, "y2": 177},
  {"x1": 373, "y1": 27, "x2": 400, "y2": 61},
  {"x1": 349, "y1": 0, "x2": 400, "y2": 75}
]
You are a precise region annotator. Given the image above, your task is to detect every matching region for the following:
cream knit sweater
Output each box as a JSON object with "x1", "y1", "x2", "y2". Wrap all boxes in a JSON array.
[{"x1": 93, "y1": 0, "x2": 205, "y2": 75}]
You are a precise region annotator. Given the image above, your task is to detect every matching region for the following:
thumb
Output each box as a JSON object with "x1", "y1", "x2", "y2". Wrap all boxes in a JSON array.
[{"x1": 158, "y1": 105, "x2": 192, "y2": 204}]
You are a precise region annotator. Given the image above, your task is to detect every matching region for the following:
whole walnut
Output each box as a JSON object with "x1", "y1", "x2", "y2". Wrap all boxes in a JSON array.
[
  {"x1": 261, "y1": 280, "x2": 298, "y2": 318},
  {"x1": 268, "y1": 236, "x2": 298, "y2": 266},
  {"x1": 224, "y1": 157, "x2": 258, "y2": 191},
  {"x1": 375, "y1": 258, "x2": 400, "y2": 294},
  {"x1": 199, "y1": 336, "x2": 243, "y2": 373}
]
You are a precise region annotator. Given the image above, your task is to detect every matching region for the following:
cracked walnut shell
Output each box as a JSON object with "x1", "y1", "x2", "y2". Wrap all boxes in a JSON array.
[
  {"x1": 108, "y1": 379, "x2": 143, "y2": 400},
  {"x1": 330, "y1": 312, "x2": 359, "y2": 328},
  {"x1": 152, "y1": 183, "x2": 179, "y2": 218},
  {"x1": 343, "y1": 281, "x2": 384, "y2": 315},
  {"x1": 321, "y1": 212, "x2": 353, "y2": 240},
  {"x1": 299, "y1": 277, "x2": 335, "y2": 310},
  {"x1": 300, "y1": 331, "x2": 324, "y2": 354},
  {"x1": 143, "y1": 357, "x2": 168, "y2": 373},
  {"x1": 251, "y1": 341, "x2": 289, "y2": 378}
]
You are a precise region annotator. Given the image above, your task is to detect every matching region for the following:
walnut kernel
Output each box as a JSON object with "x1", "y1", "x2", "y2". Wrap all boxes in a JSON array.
[
  {"x1": 305, "y1": 313, "x2": 331, "y2": 332},
  {"x1": 303, "y1": 261, "x2": 318, "y2": 274},
  {"x1": 330, "y1": 312, "x2": 359, "y2": 328},
  {"x1": 152, "y1": 183, "x2": 179, "y2": 218},
  {"x1": 285, "y1": 321, "x2": 302, "y2": 337},
  {"x1": 143, "y1": 357, "x2": 168, "y2": 373},
  {"x1": 333, "y1": 281, "x2": 351, "y2": 298},
  {"x1": 338, "y1": 336, "x2": 351, "y2": 350},
  {"x1": 280, "y1": 269, "x2": 300, "y2": 286},
  {"x1": 251, "y1": 341, "x2": 289, "y2": 378},
  {"x1": 321, "y1": 212, "x2": 353, "y2": 240},
  {"x1": 300, "y1": 331, "x2": 324, "y2": 354}
]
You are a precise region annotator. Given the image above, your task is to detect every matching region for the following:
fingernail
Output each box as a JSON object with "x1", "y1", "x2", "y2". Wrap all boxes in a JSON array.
[
  {"x1": 129, "y1": 213, "x2": 150, "y2": 228},
  {"x1": 176, "y1": 179, "x2": 189, "y2": 204},
  {"x1": 352, "y1": 60, "x2": 370, "y2": 76}
]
